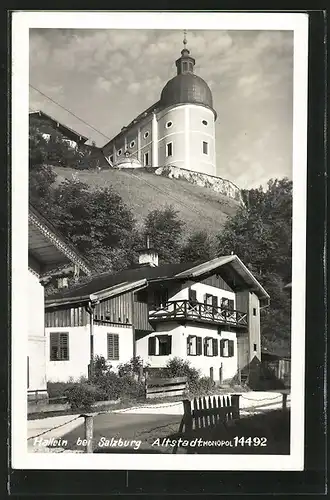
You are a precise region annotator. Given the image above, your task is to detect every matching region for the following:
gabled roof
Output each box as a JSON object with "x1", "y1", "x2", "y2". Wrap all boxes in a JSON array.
[
  {"x1": 45, "y1": 255, "x2": 269, "y2": 308},
  {"x1": 29, "y1": 204, "x2": 93, "y2": 277},
  {"x1": 29, "y1": 110, "x2": 89, "y2": 144}
]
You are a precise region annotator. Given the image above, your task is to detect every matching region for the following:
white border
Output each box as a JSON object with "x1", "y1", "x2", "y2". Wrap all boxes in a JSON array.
[{"x1": 12, "y1": 11, "x2": 308, "y2": 471}]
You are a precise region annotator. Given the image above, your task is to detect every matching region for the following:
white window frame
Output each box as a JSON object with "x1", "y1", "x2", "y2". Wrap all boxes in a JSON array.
[
  {"x1": 166, "y1": 141, "x2": 173, "y2": 157},
  {"x1": 144, "y1": 131, "x2": 149, "y2": 139},
  {"x1": 130, "y1": 140, "x2": 135, "y2": 148}
]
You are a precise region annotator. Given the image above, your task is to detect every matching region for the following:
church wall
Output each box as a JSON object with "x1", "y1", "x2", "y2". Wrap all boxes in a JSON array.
[
  {"x1": 188, "y1": 105, "x2": 216, "y2": 177},
  {"x1": 157, "y1": 105, "x2": 186, "y2": 168}
]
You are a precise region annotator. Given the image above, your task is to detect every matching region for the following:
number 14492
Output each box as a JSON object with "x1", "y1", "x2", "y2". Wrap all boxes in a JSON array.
[{"x1": 233, "y1": 436, "x2": 267, "y2": 447}]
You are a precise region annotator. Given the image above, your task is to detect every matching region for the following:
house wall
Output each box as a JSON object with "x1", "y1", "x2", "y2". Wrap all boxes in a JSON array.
[
  {"x1": 169, "y1": 282, "x2": 236, "y2": 306},
  {"x1": 45, "y1": 324, "x2": 134, "y2": 382},
  {"x1": 28, "y1": 270, "x2": 47, "y2": 396},
  {"x1": 248, "y1": 292, "x2": 261, "y2": 360},
  {"x1": 136, "y1": 322, "x2": 238, "y2": 381}
]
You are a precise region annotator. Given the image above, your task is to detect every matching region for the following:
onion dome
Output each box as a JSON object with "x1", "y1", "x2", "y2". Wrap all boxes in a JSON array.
[{"x1": 159, "y1": 31, "x2": 216, "y2": 117}]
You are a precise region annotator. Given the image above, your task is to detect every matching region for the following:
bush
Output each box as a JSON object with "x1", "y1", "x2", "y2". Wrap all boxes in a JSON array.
[
  {"x1": 117, "y1": 356, "x2": 148, "y2": 378},
  {"x1": 93, "y1": 372, "x2": 145, "y2": 401},
  {"x1": 65, "y1": 383, "x2": 107, "y2": 411},
  {"x1": 189, "y1": 376, "x2": 216, "y2": 397},
  {"x1": 47, "y1": 381, "x2": 76, "y2": 400},
  {"x1": 163, "y1": 357, "x2": 201, "y2": 385}
]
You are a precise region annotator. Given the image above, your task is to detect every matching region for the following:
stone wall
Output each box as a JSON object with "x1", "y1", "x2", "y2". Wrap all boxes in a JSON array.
[{"x1": 154, "y1": 165, "x2": 244, "y2": 205}]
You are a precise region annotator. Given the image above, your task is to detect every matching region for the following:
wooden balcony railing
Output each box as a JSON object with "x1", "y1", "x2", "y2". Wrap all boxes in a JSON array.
[{"x1": 149, "y1": 300, "x2": 248, "y2": 328}]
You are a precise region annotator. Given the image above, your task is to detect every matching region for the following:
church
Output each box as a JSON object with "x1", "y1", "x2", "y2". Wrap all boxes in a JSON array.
[{"x1": 101, "y1": 33, "x2": 218, "y2": 177}]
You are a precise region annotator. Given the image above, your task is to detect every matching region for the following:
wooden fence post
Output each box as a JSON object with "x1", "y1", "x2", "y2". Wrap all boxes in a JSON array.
[
  {"x1": 81, "y1": 414, "x2": 94, "y2": 453},
  {"x1": 182, "y1": 399, "x2": 192, "y2": 433},
  {"x1": 282, "y1": 393, "x2": 288, "y2": 411},
  {"x1": 231, "y1": 394, "x2": 241, "y2": 419}
]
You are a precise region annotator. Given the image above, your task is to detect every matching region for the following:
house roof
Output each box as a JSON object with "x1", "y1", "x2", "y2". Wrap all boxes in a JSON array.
[
  {"x1": 45, "y1": 255, "x2": 269, "y2": 308},
  {"x1": 29, "y1": 110, "x2": 89, "y2": 144},
  {"x1": 29, "y1": 203, "x2": 93, "y2": 276}
]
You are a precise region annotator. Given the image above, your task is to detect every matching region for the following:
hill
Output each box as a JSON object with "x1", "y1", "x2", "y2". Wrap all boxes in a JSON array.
[{"x1": 53, "y1": 166, "x2": 242, "y2": 238}]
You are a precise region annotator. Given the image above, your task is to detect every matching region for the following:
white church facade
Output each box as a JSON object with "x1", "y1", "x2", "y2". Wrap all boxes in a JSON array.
[{"x1": 101, "y1": 37, "x2": 217, "y2": 177}]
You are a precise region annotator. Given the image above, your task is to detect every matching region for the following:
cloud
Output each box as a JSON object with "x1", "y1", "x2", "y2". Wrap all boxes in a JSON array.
[{"x1": 95, "y1": 76, "x2": 112, "y2": 92}]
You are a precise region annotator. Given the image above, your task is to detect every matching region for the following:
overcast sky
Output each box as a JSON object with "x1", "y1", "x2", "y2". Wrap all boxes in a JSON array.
[{"x1": 29, "y1": 28, "x2": 293, "y2": 189}]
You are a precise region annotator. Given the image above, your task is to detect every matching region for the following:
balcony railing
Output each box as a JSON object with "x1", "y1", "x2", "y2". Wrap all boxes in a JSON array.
[{"x1": 149, "y1": 300, "x2": 248, "y2": 328}]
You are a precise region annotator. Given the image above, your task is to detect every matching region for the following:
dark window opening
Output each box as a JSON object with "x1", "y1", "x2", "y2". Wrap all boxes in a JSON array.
[
  {"x1": 202, "y1": 141, "x2": 208, "y2": 155},
  {"x1": 221, "y1": 297, "x2": 235, "y2": 310},
  {"x1": 188, "y1": 288, "x2": 197, "y2": 305},
  {"x1": 253, "y1": 307, "x2": 257, "y2": 316},
  {"x1": 154, "y1": 289, "x2": 168, "y2": 308},
  {"x1": 107, "y1": 333, "x2": 119, "y2": 360},
  {"x1": 182, "y1": 61, "x2": 188, "y2": 72},
  {"x1": 144, "y1": 152, "x2": 149, "y2": 166},
  {"x1": 136, "y1": 290, "x2": 148, "y2": 303},
  {"x1": 254, "y1": 343, "x2": 257, "y2": 351},
  {"x1": 50, "y1": 332, "x2": 69, "y2": 361},
  {"x1": 166, "y1": 142, "x2": 173, "y2": 157},
  {"x1": 148, "y1": 335, "x2": 172, "y2": 355},
  {"x1": 109, "y1": 155, "x2": 114, "y2": 164}
]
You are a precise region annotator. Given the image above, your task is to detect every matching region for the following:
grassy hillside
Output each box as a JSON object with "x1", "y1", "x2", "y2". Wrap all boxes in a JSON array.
[{"x1": 53, "y1": 166, "x2": 241, "y2": 237}]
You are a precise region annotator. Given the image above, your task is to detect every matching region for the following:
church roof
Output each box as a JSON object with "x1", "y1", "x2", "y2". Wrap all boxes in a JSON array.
[{"x1": 160, "y1": 72, "x2": 214, "y2": 113}]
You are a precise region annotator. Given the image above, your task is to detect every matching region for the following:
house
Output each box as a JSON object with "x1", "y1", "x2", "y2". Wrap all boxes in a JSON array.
[
  {"x1": 29, "y1": 110, "x2": 89, "y2": 149},
  {"x1": 45, "y1": 246, "x2": 269, "y2": 383},
  {"x1": 28, "y1": 204, "x2": 92, "y2": 401},
  {"x1": 261, "y1": 348, "x2": 291, "y2": 388}
]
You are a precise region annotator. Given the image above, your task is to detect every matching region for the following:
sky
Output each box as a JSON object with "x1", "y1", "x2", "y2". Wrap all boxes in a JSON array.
[{"x1": 29, "y1": 28, "x2": 294, "y2": 189}]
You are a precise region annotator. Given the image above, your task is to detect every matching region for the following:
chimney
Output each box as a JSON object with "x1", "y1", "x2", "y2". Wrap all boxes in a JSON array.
[
  {"x1": 57, "y1": 277, "x2": 69, "y2": 289},
  {"x1": 138, "y1": 234, "x2": 159, "y2": 267}
]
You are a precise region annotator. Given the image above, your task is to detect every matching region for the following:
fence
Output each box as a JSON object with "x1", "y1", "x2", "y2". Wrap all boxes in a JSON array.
[
  {"x1": 182, "y1": 394, "x2": 240, "y2": 433},
  {"x1": 145, "y1": 376, "x2": 187, "y2": 399}
]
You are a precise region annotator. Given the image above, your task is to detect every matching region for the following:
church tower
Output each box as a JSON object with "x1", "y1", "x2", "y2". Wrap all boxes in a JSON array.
[{"x1": 101, "y1": 31, "x2": 217, "y2": 177}]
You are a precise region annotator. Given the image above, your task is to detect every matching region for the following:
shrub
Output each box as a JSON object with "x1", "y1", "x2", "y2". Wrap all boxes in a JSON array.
[
  {"x1": 188, "y1": 376, "x2": 216, "y2": 397},
  {"x1": 117, "y1": 356, "x2": 148, "y2": 378},
  {"x1": 93, "y1": 372, "x2": 145, "y2": 401},
  {"x1": 47, "y1": 381, "x2": 76, "y2": 400},
  {"x1": 65, "y1": 383, "x2": 107, "y2": 411},
  {"x1": 163, "y1": 357, "x2": 201, "y2": 385},
  {"x1": 91, "y1": 355, "x2": 112, "y2": 382}
]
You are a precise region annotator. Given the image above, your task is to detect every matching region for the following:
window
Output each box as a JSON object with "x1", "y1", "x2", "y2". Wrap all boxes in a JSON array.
[
  {"x1": 253, "y1": 343, "x2": 257, "y2": 351},
  {"x1": 144, "y1": 151, "x2": 149, "y2": 166},
  {"x1": 136, "y1": 289, "x2": 148, "y2": 303},
  {"x1": 202, "y1": 141, "x2": 208, "y2": 155},
  {"x1": 144, "y1": 131, "x2": 149, "y2": 139},
  {"x1": 130, "y1": 140, "x2": 135, "y2": 148},
  {"x1": 221, "y1": 298, "x2": 234, "y2": 310},
  {"x1": 204, "y1": 337, "x2": 218, "y2": 357},
  {"x1": 220, "y1": 339, "x2": 235, "y2": 357},
  {"x1": 202, "y1": 119, "x2": 208, "y2": 126},
  {"x1": 165, "y1": 121, "x2": 173, "y2": 129},
  {"x1": 166, "y1": 142, "x2": 173, "y2": 157},
  {"x1": 204, "y1": 293, "x2": 218, "y2": 312},
  {"x1": 154, "y1": 288, "x2": 168, "y2": 308},
  {"x1": 187, "y1": 335, "x2": 202, "y2": 356},
  {"x1": 109, "y1": 155, "x2": 114, "y2": 164},
  {"x1": 117, "y1": 149, "x2": 122, "y2": 156},
  {"x1": 107, "y1": 334, "x2": 119, "y2": 360},
  {"x1": 182, "y1": 61, "x2": 188, "y2": 72},
  {"x1": 188, "y1": 288, "x2": 197, "y2": 305},
  {"x1": 253, "y1": 307, "x2": 257, "y2": 316},
  {"x1": 50, "y1": 332, "x2": 69, "y2": 361},
  {"x1": 148, "y1": 335, "x2": 172, "y2": 355}
]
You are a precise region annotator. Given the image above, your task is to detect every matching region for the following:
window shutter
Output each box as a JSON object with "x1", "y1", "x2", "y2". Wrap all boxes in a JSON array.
[
  {"x1": 167, "y1": 335, "x2": 172, "y2": 355},
  {"x1": 187, "y1": 336, "x2": 191, "y2": 355},
  {"x1": 212, "y1": 295, "x2": 218, "y2": 308},
  {"x1": 203, "y1": 294, "x2": 208, "y2": 304},
  {"x1": 148, "y1": 336, "x2": 156, "y2": 355},
  {"x1": 108, "y1": 334, "x2": 119, "y2": 360},
  {"x1": 229, "y1": 300, "x2": 234, "y2": 311},
  {"x1": 213, "y1": 338, "x2": 218, "y2": 356},
  {"x1": 203, "y1": 338, "x2": 208, "y2": 356},
  {"x1": 220, "y1": 339, "x2": 225, "y2": 356},
  {"x1": 50, "y1": 332, "x2": 59, "y2": 360},
  {"x1": 59, "y1": 333, "x2": 69, "y2": 360},
  {"x1": 196, "y1": 337, "x2": 202, "y2": 355},
  {"x1": 229, "y1": 340, "x2": 234, "y2": 357}
]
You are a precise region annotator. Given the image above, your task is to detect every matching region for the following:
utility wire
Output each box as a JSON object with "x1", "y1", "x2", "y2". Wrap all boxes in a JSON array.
[{"x1": 29, "y1": 84, "x2": 111, "y2": 141}]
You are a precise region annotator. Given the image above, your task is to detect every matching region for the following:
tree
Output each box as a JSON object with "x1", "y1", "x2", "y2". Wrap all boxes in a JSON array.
[
  {"x1": 180, "y1": 230, "x2": 217, "y2": 263},
  {"x1": 217, "y1": 178, "x2": 292, "y2": 355},
  {"x1": 143, "y1": 205, "x2": 184, "y2": 264}
]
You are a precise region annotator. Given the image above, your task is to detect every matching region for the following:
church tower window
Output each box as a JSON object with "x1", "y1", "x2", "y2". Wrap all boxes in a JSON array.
[
  {"x1": 166, "y1": 142, "x2": 173, "y2": 157},
  {"x1": 144, "y1": 151, "x2": 149, "y2": 166},
  {"x1": 166, "y1": 121, "x2": 173, "y2": 129},
  {"x1": 202, "y1": 141, "x2": 208, "y2": 155},
  {"x1": 117, "y1": 149, "x2": 122, "y2": 156}
]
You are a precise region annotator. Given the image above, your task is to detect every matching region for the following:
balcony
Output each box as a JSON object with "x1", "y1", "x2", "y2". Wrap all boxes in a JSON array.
[{"x1": 149, "y1": 300, "x2": 248, "y2": 328}]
